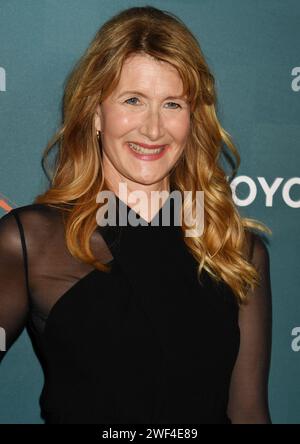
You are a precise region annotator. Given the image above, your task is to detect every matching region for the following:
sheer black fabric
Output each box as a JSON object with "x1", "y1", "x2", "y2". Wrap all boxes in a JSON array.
[{"x1": 0, "y1": 200, "x2": 272, "y2": 423}]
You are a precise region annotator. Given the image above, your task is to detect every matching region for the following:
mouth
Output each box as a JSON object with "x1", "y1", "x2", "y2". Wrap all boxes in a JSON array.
[{"x1": 127, "y1": 142, "x2": 167, "y2": 160}]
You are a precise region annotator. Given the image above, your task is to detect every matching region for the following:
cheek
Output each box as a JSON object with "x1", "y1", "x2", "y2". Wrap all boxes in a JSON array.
[
  {"x1": 169, "y1": 116, "x2": 190, "y2": 145},
  {"x1": 103, "y1": 108, "x2": 139, "y2": 136}
]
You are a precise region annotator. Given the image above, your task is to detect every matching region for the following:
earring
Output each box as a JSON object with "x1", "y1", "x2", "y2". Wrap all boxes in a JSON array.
[{"x1": 96, "y1": 130, "x2": 101, "y2": 140}]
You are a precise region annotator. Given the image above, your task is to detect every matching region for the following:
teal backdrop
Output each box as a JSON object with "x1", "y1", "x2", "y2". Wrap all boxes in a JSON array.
[{"x1": 0, "y1": 0, "x2": 299, "y2": 424}]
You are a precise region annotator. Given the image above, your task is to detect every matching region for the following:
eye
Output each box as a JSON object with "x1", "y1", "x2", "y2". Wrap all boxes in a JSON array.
[
  {"x1": 124, "y1": 97, "x2": 140, "y2": 105},
  {"x1": 165, "y1": 102, "x2": 182, "y2": 109}
]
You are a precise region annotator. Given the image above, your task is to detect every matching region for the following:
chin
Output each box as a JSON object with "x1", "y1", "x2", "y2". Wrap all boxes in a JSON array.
[{"x1": 132, "y1": 176, "x2": 166, "y2": 186}]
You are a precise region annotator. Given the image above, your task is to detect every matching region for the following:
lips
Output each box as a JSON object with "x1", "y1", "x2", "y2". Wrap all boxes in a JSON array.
[
  {"x1": 126, "y1": 142, "x2": 168, "y2": 161},
  {"x1": 129, "y1": 141, "x2": 166, "y2": 149}
]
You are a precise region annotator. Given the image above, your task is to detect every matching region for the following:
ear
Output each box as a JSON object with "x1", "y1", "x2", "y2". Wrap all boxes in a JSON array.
[{"x1": 94, "y1": 104, "x2": 102, "y2": 132}]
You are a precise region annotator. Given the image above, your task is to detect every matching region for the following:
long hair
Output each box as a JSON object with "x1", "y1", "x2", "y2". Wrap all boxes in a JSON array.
[{"x1": 34, "y1": 5, "x2": 271, "y2": 305}]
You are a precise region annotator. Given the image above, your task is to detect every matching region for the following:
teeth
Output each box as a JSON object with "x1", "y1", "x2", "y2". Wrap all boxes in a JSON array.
[{"x1": 128, "y1": 142, "x2": 164, "y2": 155}]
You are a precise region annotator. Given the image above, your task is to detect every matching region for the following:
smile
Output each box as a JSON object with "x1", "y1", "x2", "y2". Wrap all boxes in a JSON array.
[
  {"x1": 128, "y1": 142, "x2": 165, "y2": 154},
  {"x1": 126, "y1": 142, "x2": 168, "y2": 161}
]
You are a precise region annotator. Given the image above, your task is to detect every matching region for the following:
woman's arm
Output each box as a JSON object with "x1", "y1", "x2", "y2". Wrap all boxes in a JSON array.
[
  {"x1": 227, "y1": 233, "x2": 272, "y2": 424},
  {"x1": 0, "y1": 210, "x2": 29, "y2": 363}
]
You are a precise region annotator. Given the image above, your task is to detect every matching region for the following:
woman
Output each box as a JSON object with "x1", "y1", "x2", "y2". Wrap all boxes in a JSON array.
[{"x1": 0, "y1": 6, "x2": 272, "y2": 424}]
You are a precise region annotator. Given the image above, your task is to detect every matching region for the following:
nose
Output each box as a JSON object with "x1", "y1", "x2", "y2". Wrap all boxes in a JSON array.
[{"x1": 139, "y1": 106, "x2": 165, "y2": 141}]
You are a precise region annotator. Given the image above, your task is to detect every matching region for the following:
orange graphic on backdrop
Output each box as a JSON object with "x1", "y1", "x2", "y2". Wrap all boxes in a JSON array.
[{"x1": 0, "y1": 193, "x2": 17, "y2": 212}]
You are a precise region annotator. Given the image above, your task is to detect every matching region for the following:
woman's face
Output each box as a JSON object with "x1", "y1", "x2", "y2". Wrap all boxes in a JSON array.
[{"x1": 94, "y1": 53, "x2": 191, "y2": 190}]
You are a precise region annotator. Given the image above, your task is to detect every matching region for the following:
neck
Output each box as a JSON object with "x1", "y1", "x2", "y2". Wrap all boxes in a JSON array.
[{"x1": 102, "y1": 154, "x2": 170, "y2": 223}]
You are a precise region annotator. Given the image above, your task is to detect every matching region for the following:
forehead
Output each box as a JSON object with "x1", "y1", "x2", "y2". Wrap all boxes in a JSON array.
[{"x1": 114, "y1": 53, "x2": 184, "y2": 95}]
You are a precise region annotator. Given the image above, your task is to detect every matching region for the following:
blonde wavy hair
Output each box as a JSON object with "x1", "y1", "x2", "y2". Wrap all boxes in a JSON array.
[{"x1": 34, "y1": 5, "x2": 271, "y2": 305}]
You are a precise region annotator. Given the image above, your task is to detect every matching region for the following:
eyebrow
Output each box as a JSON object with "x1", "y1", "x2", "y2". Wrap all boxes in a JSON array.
[{"x1": 117, "y1": 90, "x2": 187, "y2": 100}]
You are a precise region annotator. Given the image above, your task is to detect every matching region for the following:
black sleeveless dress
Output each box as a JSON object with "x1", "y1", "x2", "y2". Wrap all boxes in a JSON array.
[{"x1": 1, "y1": 197, "x2": 240, "y2": 424}]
